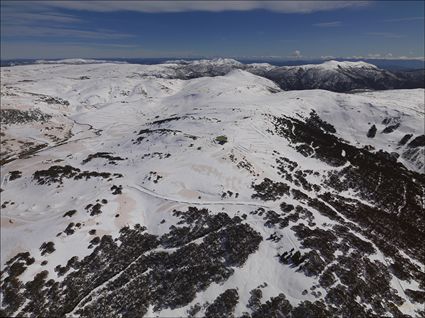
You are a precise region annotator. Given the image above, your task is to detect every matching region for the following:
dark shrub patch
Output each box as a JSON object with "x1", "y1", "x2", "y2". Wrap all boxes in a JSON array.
[
  {"x1": 215, "y1": 135, "x2": 228, "y2": 145},
  {"x1": 111, "y1": 185, "x2": 123, "y2": 195},
  {"x1": 85, "y1": 203, "x2": 102, "y2": 216},
  {"x1": 251, "y1": 293, "x2": 292, "y2": 318},
  {"x1": 252, "y1": 178, "x2": 290, "y2": 201},
  {"x1": 399, "y1": 134, "x2": 413, "y2": 145},
  {"x1": 367, "y1": 124, "x2": 377, "y2": 138},
  {"x1": 40, "y1": 242, "x2": 55, "y2": 256},
  {"x1": 205, "y1": 289, "x2": 239, "y2": 318},
  {"x1": 63, "y1": 210, "x2": 77, "y2": 218},
  {"x1": 306, "y1": 110, "x2": 336, "y2": 134},
  {"x1": 33, "y1": 165, "x2": 121, "y2": 185},
  {"x1": 382, "y1": 123, "x2": 400, "y2": 134},
  {"x1": 150, "y1": 116, "x2": 181, "y2": 125},
  {"x1": 82, "y1": 152, "x2": 125, "y2": 165},
  {"x1": 405, "y1": 289, "x2": 425, "y2": 304},
  {"x1": 407, "y1": 135, "x2": 425, "y2": 148},
  {"x1": 9, "y1": 171, "x2": 22, "y2": 181},
  {"x1": 1, "y1": 109, "x2": 51, "y2": 125}
]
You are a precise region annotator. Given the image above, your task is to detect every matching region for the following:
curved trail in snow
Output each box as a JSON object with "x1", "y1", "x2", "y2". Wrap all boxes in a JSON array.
[
  {"x1": 69, "y1": 118, "x2": 103, "y2": 137},
  {"x1": 128, "y1": 184, "x2": 271, "y2": 209}
]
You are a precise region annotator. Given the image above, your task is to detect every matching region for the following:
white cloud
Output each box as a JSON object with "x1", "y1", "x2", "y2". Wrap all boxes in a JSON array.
[
  {"x1": 3, "y1": 1, "x2": 371, "y2": 13},
  {"x1": 291, "y1": 50, "x2": 302, "y2": 58},
  {"x1": 1, "y1": 25, "x2": 135, "y2": 39},
  {"x1": 313, "y1": 21, "x2": 342, "y2": 27},
  {"x1": 2, "y1": 11, "x2": 82, "y2": 24},
  {"x1": 384, "y1": 16, "x2": 424, "y2": 22},
  {"x1": 367, "y1": 53, "x2": 381, "y2": 58},
  {"x1": 0, "y1": 3, "x2": 135, "y2": 40},
  {"x1": 0, "y1": 3, "x2": 81, "y2": 25}
]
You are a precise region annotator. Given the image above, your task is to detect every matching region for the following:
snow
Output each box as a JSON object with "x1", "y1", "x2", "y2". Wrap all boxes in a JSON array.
[
  {"x1": 35, "y1": 58, "x2": 128, "y2": 65},
  {"x1": 289, "y1": 60, "x2": 378, "y2": 71},
  {"x1": 166, "y1": 58, "x2": 243, "y2": 67},
  {"x1": 1, "y1": 61, "x2": 423, "y2": 316}
]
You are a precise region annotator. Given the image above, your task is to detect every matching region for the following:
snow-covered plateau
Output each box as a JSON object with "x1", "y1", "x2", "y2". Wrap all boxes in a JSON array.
[{"x1": 1, "y1": 60, "x2": 424, "y2": 317}]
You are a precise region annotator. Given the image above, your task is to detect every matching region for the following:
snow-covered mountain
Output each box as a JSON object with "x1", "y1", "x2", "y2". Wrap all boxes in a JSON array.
[
  {"x1": 1, "y1": 61, "x2": 424, "y2": 317},
  {"x1": 35, "y1": 58, "x2": 128, "y2": 65},
  {"x1": 17, "y1": 58, "x2": 425, "y2": 92},
  {"x1": 132, "y1": 58, "x2": 424, "y2": 92},
  {"x1": 264, "y1": 60, "x2": 425, "y2": 92}
]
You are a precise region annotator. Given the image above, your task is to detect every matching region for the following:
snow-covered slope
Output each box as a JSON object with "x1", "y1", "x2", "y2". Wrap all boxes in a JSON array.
[
  {"x1": 147, "y1": 58, "x2": 425, "y2": 92},
  {"x1": 35, "y1": 58, "x2": 128, "y2": 65},
  {"x1": 1, "y1": 62, "x2": 424, "y2": 317},
  {"x1": 265, "y1": 60, "x2": 424, "y2": 92},
  {"x1": 295, "y1": 60, "x2": 379, "y2": 70},
  {"x1": 8, "y1": 58, "x2": 424, "y2": 92}
]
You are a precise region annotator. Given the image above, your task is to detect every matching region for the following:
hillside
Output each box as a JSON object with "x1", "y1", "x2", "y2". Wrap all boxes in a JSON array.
[{"x1": 1, "y1": 62, "x2": 424, "y2": 317}]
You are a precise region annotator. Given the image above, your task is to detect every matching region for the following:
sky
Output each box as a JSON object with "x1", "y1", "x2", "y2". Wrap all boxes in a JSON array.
[{"x1": 1, "y1": 1, "x2": 424, "y2": 60}]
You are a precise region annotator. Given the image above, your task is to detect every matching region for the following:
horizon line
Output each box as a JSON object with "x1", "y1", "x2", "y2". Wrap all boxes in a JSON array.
[{"x1": 2, "y1": 56, "x2": 425, "y2": 62}]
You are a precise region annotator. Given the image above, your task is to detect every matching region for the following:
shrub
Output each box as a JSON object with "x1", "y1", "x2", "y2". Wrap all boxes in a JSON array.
[{"x1": 215, "y1": 135, "x2": 228, "y2": 145}]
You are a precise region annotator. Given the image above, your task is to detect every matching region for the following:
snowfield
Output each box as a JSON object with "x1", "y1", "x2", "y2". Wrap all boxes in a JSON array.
[{"x1": 1, "y1": 60, "x2": 424, "y2": 317}]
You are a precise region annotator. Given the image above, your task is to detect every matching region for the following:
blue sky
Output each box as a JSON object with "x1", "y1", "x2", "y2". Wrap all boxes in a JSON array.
[{"x1": 1, "y1": 1, "x2": 424, "y2": 60}]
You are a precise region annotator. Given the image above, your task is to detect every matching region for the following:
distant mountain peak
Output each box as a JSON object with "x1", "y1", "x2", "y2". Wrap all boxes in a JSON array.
[
  {"x1": 35, "y1": 58, "x2": 127, "y2": 65},
  {"x1": 295, "y1": 60, "x2": 378, "y2": 70}
]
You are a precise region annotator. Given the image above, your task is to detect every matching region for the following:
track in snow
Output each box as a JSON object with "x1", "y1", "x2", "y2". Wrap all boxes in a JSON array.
[{"x1": 129, "y1": 184, "x2": 271, "y2": 209}]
